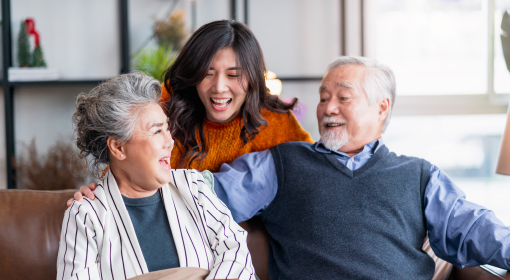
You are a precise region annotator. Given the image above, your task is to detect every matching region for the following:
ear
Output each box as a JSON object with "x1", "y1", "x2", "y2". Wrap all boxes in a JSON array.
[
  {"x1": 379, "y1": 98, "x2": 390, "y2": 122},
  {"x1": 107, "y1": 136, "x2": 126, "y2": 161}
]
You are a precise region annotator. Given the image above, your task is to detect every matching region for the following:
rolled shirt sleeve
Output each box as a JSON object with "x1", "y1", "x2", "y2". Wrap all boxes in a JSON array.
[
  {"x1": 425, "y1": 164, "x2": 510, "y2": 268},
  {"x1": 213, "y1": 150, "x2": 278, "y2": 223}
]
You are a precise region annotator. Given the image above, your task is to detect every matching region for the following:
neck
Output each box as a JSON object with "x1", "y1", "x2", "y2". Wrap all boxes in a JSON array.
[
  {"x1": 109, "y1": 163, "x2": 159, "y2": 199},
  {"x1": 341, "y1": 147, "x2": 364, "y2": 157},
  {"x1": 338, "y1": 137, "x2": 380, "y2": 157}
]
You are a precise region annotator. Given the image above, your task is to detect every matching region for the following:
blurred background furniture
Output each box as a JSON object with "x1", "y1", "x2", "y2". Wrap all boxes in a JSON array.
[
  {"x1": 0, "y1": 189, "x2": 75, "y2": 280},
  {"x1": 1, "y1": 189, "x2": 509, "y2": 280}
]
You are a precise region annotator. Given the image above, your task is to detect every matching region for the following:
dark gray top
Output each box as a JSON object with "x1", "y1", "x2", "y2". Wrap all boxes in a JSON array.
[{"x1": 122, "y1": 190, "x2": 180, "y2": 272}]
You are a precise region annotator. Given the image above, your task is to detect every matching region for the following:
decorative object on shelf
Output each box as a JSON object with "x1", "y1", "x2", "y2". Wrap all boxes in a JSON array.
[
  {"x1": 31, "y1": 42, "x2": 46, "y2": 67},
  {"x1": 14, "y1": 139, "x2": 90, "y2": 190},
  {"x1": 132, "y1": 9, "x2": 187, "y2": 81},
  {"x1": 25, "y1": 18, "x2": 47, "y2": 67},
  {"x1": 132, "y1": 45, "x2": 177, "y2": 82},
  {"x1": 154, "y1": 9, "x2": 187, "y2": 51},
  {"x1": 265, "y1": 70, "x2": 283, "y2": 96},
  {"x1": 10, "y1": 18, "x2": 58, "y2": 81},
  {"x1": 17, "y1": 21, "x2": 31, "y2": 67}
]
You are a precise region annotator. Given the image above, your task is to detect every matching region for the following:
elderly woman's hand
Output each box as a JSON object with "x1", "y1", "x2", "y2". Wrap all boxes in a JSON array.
[{"x1": 66, "y1": 183, "x2": 97, "y2": 207}]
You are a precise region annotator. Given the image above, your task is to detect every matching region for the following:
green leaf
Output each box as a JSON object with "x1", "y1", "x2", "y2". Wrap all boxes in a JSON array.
[{"x1": 132, "y1": 45, "x2": 177, "y2": 82}]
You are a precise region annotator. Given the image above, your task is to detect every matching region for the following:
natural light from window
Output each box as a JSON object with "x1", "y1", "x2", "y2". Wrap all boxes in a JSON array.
[{"x1": 371, "y1": 0, "x2": 487, "y2": 95}]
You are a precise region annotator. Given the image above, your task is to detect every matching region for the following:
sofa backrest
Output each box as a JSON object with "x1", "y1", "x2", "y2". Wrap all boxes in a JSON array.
[
  {"x1": 1, "y1": 189, "x2": 506, "y2": 280},
  {"x1": 0, "y1": 189, "x2": 76, "y2": 280}
]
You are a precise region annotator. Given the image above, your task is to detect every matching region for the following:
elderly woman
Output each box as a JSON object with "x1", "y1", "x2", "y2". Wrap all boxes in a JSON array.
[{"x1": 57, "y1": 72, "x2": 255, "y2": 280}]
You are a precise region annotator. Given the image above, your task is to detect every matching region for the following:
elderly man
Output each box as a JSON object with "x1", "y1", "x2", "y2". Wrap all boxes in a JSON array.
[{"x1": 212, "y1": 56, "x2": 510, "y2": 279}]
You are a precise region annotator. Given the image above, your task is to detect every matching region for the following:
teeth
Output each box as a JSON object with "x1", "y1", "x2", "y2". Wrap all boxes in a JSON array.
[
  {"x1": 211, "y1": 98, "x2": 231, "y2": 104},
  {"x1": 327, "y1": 123, "x2": 344, "y2": 127},
  {"x1": 161, "y1": 158, "x2": 170, "y2": 166}
]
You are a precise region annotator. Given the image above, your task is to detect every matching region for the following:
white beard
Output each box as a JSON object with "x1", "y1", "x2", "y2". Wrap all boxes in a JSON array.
[
  {"x1": 320, "y1": 127, "x2": 349, "y2": 151},
  {"x1": 320, "y1": 116, "x2": 349, "y2": 151}
]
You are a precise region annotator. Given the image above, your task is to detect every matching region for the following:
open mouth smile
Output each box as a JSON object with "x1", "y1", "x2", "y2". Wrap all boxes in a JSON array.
[
  {"x1": 325, "y1": 123, "x2": 346, "y2": 128},
  {"x1": 159, "y1": 156, "x2": 171, "y2": 170},
  {"x1": 211, "y1": 98, "x2": 232, "y2": 111}
]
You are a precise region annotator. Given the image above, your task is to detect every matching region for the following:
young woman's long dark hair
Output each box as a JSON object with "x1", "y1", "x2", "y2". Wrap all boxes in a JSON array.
[{"x1": 163, "y1": 20, "x2": 297, "y2": 168}]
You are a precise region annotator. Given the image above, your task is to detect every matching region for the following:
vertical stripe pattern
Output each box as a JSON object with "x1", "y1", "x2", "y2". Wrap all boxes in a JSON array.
[{"x1": 57, "y1": 169, "x2": 255, "y2": 280}]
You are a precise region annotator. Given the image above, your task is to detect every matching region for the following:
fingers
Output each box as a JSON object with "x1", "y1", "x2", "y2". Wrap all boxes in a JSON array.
[
  {"x1": 68, "y1": 181, "x2": 98, "y2": 207},
  {"x1": 80, "y1": 183, "x2": 96, "y2": 200},
  {"x1": 74, "y1": 190, "x2": 84, "y2": 202}
]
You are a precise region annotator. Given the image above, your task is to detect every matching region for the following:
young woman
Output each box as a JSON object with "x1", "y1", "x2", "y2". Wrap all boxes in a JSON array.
[{"x1": 162, "y1": 20, "x2": 313, "y2": 172}]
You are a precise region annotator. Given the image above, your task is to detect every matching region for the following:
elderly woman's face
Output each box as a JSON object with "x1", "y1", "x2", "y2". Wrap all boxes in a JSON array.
[{"x1": 120, "y1": 103, "x2": 174, "y2": 191}]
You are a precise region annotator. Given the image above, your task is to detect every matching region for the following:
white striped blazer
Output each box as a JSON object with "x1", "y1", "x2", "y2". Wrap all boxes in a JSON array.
[{"x1": 56, "y1": 169, "x2": 255, "y2": 280}]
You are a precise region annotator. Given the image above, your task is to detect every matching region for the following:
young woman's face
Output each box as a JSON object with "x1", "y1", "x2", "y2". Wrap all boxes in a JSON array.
[{"x1": 196, "y1": 48, "x2": 249, "y2": 124}]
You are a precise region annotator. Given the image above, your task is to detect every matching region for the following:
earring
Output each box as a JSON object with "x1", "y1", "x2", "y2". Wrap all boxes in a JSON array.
[{"x1": 121, "y1": 154, "x2": 124, "y2": 157}]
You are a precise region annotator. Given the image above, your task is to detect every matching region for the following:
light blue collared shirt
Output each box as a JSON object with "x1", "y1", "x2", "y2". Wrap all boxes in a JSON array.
[{"x1": 212, "y1": 138, "x2": 510, "y2": 269}]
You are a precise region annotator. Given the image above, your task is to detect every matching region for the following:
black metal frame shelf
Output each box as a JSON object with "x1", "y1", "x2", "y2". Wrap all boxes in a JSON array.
[{"x1": 1, "y1": 0, "x2": 130, "y2": 189}]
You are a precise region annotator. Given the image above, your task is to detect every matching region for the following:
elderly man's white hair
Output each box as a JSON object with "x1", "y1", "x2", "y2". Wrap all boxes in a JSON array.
[{"x1": 326, "y1": 56, "x2": 396, "y2": 132}]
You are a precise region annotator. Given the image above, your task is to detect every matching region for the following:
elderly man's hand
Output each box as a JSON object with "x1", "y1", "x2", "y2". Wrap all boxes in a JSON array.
[{"x1": 66, "y1": 183, "x2": 97, "y2": 207}]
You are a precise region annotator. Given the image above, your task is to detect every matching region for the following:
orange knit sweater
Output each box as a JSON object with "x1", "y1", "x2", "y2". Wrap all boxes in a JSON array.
[{"x1": 161, "y1": 85, "x2": 314, "y2": 172}]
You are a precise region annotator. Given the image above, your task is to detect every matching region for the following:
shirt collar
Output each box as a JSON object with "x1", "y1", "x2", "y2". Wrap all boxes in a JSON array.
[{"x1": 315, "y1": 137, "x2": 383, "y2": 158}]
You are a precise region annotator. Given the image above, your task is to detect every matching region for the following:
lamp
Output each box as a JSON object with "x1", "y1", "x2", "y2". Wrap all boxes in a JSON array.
[
  {"x1": 265, "y1": 70, "x2": 282, "y2": 95},
  {"x1": 496, "y1": 11, "x2": 510, "y2": 175}
]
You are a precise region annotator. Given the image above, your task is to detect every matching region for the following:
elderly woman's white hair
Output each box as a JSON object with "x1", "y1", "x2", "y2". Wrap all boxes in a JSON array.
[
  {"x1": 326, "y1": 56, "x2": 396, "y2": 132},
  {"x1": 72, "y1": 72, "x2": 162, "y2": 176}
]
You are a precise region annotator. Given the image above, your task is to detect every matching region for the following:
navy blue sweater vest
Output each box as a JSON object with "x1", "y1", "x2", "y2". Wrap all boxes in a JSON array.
[{"x1": 262, "y1": 141, "x2": 435, "y2": 279}]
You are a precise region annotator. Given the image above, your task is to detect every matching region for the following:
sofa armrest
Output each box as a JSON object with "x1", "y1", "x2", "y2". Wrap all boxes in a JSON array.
[{"x1": 0, "y1": 189, "x2": 76, "y2": 280}]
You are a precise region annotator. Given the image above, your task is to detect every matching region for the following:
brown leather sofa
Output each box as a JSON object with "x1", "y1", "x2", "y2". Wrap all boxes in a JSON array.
[{"x1": 0, "y1": 189, "x2": 509, "y2": 280}]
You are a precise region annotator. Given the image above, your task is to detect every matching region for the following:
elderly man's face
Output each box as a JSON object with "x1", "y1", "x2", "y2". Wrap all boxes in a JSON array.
[{"x1": 317, "y1": 64, "x2": 387, "y2": 153}]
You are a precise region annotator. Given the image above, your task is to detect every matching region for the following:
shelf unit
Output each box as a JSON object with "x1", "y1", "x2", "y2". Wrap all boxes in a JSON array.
[{"x1": 0, "y1": 0, "x2": 130, "y2": 189}]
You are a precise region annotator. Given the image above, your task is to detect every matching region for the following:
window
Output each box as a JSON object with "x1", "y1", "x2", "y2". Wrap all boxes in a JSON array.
[
  {"x1": 367, "y1": 0, "x2": 487, "y2": 95},
  {"x1": 365, "y1": 0, "x2": 510, "y2": 223}
]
